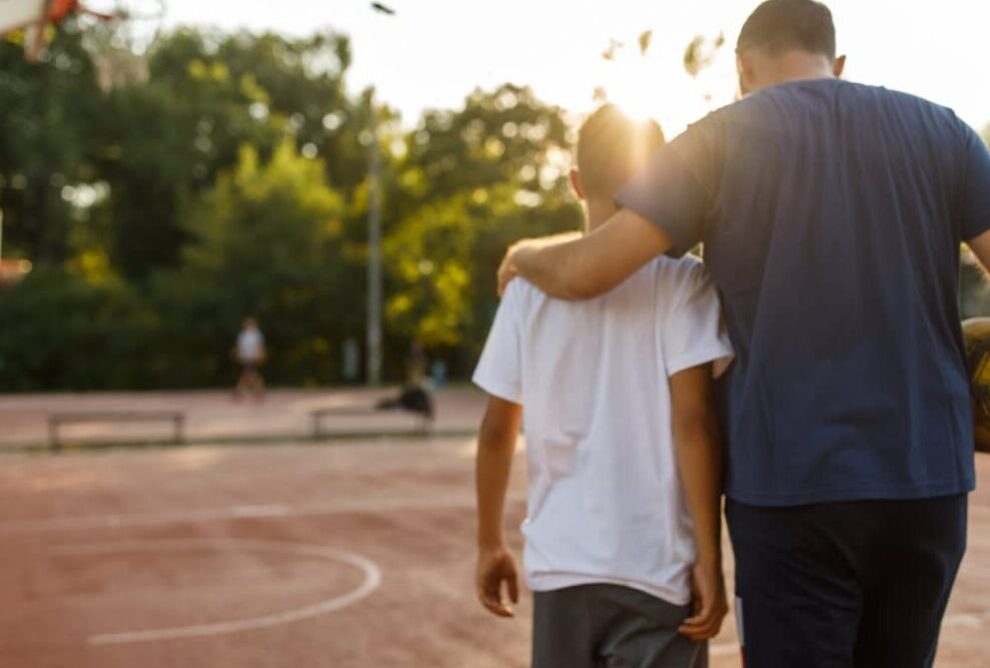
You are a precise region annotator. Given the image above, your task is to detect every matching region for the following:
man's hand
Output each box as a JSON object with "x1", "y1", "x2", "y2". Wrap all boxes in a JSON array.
[
  {"x1": 497, "y1": 242, "x2": 538, "y2": 296},
  {"x1": 476, "y1": 545, "x2": 520, "y2": 618},
  {"x1": 967, "y1": 228, "x2": 990, "y2": 276},
  {"x1": 678, "y1": 561, "x2": 728, "y2": 641}
]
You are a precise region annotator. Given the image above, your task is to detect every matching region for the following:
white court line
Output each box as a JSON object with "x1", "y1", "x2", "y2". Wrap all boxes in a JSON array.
[
  {"x1": 0, "y1": 493, "x2": 526, "y2": 534},
  {"x1": 942, "y1": 610, "x2": 990, "y2": 628},
  {"x1": 18, "y1": 504, "x2": 990, "y2": 641},
  {"x1": 51, "y1": 538, "x2": 382, "y2": 645}
]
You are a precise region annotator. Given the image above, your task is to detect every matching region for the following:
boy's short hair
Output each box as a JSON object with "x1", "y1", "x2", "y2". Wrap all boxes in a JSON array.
[
  {"x1": 575, "y1": 105, "x2": 665, "y2": 199},
  {"x1": 737, "y1": 0, "x2": 836, "y2": 60}
]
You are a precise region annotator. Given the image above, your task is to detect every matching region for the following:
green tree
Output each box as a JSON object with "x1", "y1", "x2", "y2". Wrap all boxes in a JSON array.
[
  {"x1": 0, "y1": 25, "x2": 588, "y2": 389},
  {"x1": 0, "y1": 20, "x2": 105, "y2": 264},
  {"x1": 94, "y1": 28, "x2": 361, "y2": 281},
  {"x1": 384, "y1": 185, "x2": 579, "y2": 358},
  {"x1": 401, "y1": 84, "x2": 572, "y2": 204},
  {"x1": 150, "y1": 140, "x2": 354, "y2": 386},
  {"x1": 0, "y1": 267, "x2": 155, "y2": 391}
]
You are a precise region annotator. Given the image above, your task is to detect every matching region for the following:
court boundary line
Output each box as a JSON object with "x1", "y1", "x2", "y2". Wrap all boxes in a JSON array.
[
  {"x1": 51, "y1": 538, "x2": 382, "y2": 645},
  {"x1": 0, "y1": 494, "x2": 527, "y2": 534},
  {"x1": 18, "y1": 500, "x2": 990, "y2": 632}
]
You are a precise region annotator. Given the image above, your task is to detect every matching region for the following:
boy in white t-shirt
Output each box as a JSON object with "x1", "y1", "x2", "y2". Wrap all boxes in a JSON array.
[{"x1": 473, "y1": 105, "x2": 733, "y2": 667}]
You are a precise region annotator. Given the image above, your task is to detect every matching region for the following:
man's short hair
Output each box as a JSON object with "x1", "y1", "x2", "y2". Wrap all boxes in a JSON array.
[
  {"x1": 576, "y1": 105, "x2": 665, "y2": 199},
  {"x1": 737, "y1": 0, "x2": 836, "y2": 60}
]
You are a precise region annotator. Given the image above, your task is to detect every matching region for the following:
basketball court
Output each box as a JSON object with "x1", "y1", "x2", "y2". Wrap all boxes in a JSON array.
[
  {"x1": 1, "y1": 423, "x2": 988, "y2": 667},
  {"x1": 2, "y1": 2, "x2": 990, "y2": 666}
]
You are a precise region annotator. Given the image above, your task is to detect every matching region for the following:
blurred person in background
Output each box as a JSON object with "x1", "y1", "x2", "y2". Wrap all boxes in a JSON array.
[{"x1": 234, "y1": 317, "x2": 267, "y2": 401}]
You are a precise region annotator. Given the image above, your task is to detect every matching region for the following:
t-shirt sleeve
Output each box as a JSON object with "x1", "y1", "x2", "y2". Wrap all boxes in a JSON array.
[
  {"x1": 960, "y1": 122, "x2": 990, "y2": 241},
  {"x1": 661, "y1": 261, "x2": 734, "y2": 378},
  {"x1": 615, "y1": 113, "x2": 722, "y2": 257},
  {"x1": 472, "y1": 283, "x2": 524, "y2": 404}
]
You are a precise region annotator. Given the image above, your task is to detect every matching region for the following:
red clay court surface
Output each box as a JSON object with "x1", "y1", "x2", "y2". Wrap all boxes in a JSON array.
[{"x1": 0, "y1": 403, "x2": 988, "y2": 666}]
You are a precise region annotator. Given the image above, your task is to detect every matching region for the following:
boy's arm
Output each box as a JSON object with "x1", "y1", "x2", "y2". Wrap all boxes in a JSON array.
[
  {"x1": 669, "y1": 363, "x2": 728, "y2": 641},
  {"x1": 475, "y1": 395, "x2": 524, "y2": 618}
]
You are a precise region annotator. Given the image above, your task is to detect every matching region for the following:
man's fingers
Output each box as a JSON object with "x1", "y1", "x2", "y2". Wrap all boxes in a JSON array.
[
  {"x1": 497, "y1": 262, "x2": 516, "y2": 297},
  {"x1": 507, "y1": 571, "x2": 519, "y2": 603}
]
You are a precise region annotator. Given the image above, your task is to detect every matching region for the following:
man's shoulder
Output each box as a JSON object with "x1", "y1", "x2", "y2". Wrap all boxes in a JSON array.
[{"x1": 730, "y1": 79, "x2": 958, "y2": 121}]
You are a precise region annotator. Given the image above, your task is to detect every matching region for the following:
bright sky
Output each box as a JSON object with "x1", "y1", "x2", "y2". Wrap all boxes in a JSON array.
[{"x1": 157, "y1": 0, "x2": 990, "y2": 136}]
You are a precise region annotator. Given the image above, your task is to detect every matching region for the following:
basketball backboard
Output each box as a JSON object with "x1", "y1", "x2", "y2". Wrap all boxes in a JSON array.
[
  {"x1": 2, "y1": 1, "x2": 165, "y2": 62},
  {"x1": 0, "y1": 0, "x2": 47, "y2": 33},
  {"x1": 0, "y1": 0, "x2": 53, "y2": 61}
]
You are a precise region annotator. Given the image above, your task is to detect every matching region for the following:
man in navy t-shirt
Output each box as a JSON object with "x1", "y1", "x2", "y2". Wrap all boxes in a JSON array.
[{"x1": 497, "y1": 0, "x2": 990, "y2": 665}]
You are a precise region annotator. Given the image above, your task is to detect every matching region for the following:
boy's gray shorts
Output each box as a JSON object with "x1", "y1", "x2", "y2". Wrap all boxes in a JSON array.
[{"x1": 532, "y1": 584, "x2": 708, "y2": 668}]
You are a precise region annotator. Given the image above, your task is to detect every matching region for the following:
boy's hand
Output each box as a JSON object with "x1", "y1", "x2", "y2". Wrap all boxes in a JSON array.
[
  {"x1": 476, "y1": 545, "x2": 520, "y2": 618},
  {"x1": 679, "y1": 561, "x2": 728, "y2": 641}
]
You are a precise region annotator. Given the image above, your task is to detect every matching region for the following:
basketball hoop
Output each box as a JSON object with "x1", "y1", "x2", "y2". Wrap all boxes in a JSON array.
[
  {"x1": 0, "y1": 0, "x2": 163, "y2": 62},
  {"x1": 0, "y1": 0, "x2": 48, "y2": 60}
]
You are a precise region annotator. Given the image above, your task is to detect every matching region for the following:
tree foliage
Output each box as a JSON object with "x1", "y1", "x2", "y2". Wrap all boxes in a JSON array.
[
  {"x1": 150, "y1": 140, "x2": 352, "y2": 387},
  {"x1": 0, "y1": 27, "x2": 581, "y2": 390}
]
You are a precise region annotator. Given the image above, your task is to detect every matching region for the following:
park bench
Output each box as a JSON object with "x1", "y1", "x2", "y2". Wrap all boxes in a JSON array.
[
  {"x1": 48, "y1": 410, "x2": 185, "y2": 451},
  {"x1": 309, "y1": 404, "x2": 431, "y2": 439}
]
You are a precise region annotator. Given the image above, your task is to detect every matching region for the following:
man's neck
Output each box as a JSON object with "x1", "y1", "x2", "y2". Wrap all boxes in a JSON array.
[
  {"x1": 585, "y1": 198, "x2": 617, "y2": 234},
  {"x1": 766, "y1": 51, "x2": 836, "y2": 87}
]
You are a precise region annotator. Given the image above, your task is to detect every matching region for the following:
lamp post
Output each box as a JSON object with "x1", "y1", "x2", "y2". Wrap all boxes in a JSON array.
[{"x1": 366, "y1": 96, "x2": 383, "y2": 386}]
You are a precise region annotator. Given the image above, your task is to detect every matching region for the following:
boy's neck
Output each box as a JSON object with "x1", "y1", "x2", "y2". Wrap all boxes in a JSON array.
[{"x1": 584, "y1": 198, "x2": 617, "y2": 234}]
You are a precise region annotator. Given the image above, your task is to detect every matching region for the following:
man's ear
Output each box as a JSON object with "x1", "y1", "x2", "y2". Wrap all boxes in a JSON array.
[
  {"x1": 736, "y1": 52, "x2": 756, "y2": 97},
  {"x1": 569, "y1": 169, "x2": 587, "y2": 200},
  {"x1": 833, "y1": 54, "x2": 847, "y2": 78}
]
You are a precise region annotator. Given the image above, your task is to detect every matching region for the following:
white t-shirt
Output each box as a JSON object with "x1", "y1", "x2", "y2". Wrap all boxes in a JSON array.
[
  {"x1": 237, "y1": 327, "x2": 265, "y2": 363},
  {"x1": 473, "y1": 256, "x2": 733, "y2": 605}
]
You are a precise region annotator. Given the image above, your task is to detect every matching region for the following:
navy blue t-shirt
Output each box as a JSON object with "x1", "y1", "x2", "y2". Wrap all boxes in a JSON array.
[{"x1": 617, "y1": 78, "x2": 990, "y2": 506}]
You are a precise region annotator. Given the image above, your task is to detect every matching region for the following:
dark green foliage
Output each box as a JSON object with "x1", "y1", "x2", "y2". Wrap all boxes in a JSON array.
[
  {"x1": 0, "y1": 27, "x2": 581, "y2": 390},
  {"x1": 0, "y1": 267, "x2": 156, "y2": 390},
  {"x1": 0, "y1": 21, "x2": 103, "y2": 264}
]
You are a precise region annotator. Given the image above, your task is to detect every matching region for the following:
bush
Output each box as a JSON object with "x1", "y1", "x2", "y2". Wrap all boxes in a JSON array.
[{"x1": 0, "y1": 267, "x2": 157, "y2": 391}]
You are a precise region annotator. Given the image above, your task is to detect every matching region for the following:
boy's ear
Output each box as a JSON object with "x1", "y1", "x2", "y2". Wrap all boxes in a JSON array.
[
  {"x1": 833, "y1": 54, "x2": 847, "y2": 78},
  {"x1": 569, "y1": 169, "x2": 587, "y2": 200}
]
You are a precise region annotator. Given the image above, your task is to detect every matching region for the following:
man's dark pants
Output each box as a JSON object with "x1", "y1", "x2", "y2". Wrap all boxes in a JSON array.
[{"x1": 727, "y1": 494, "x2": 967, "y2": 668}]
